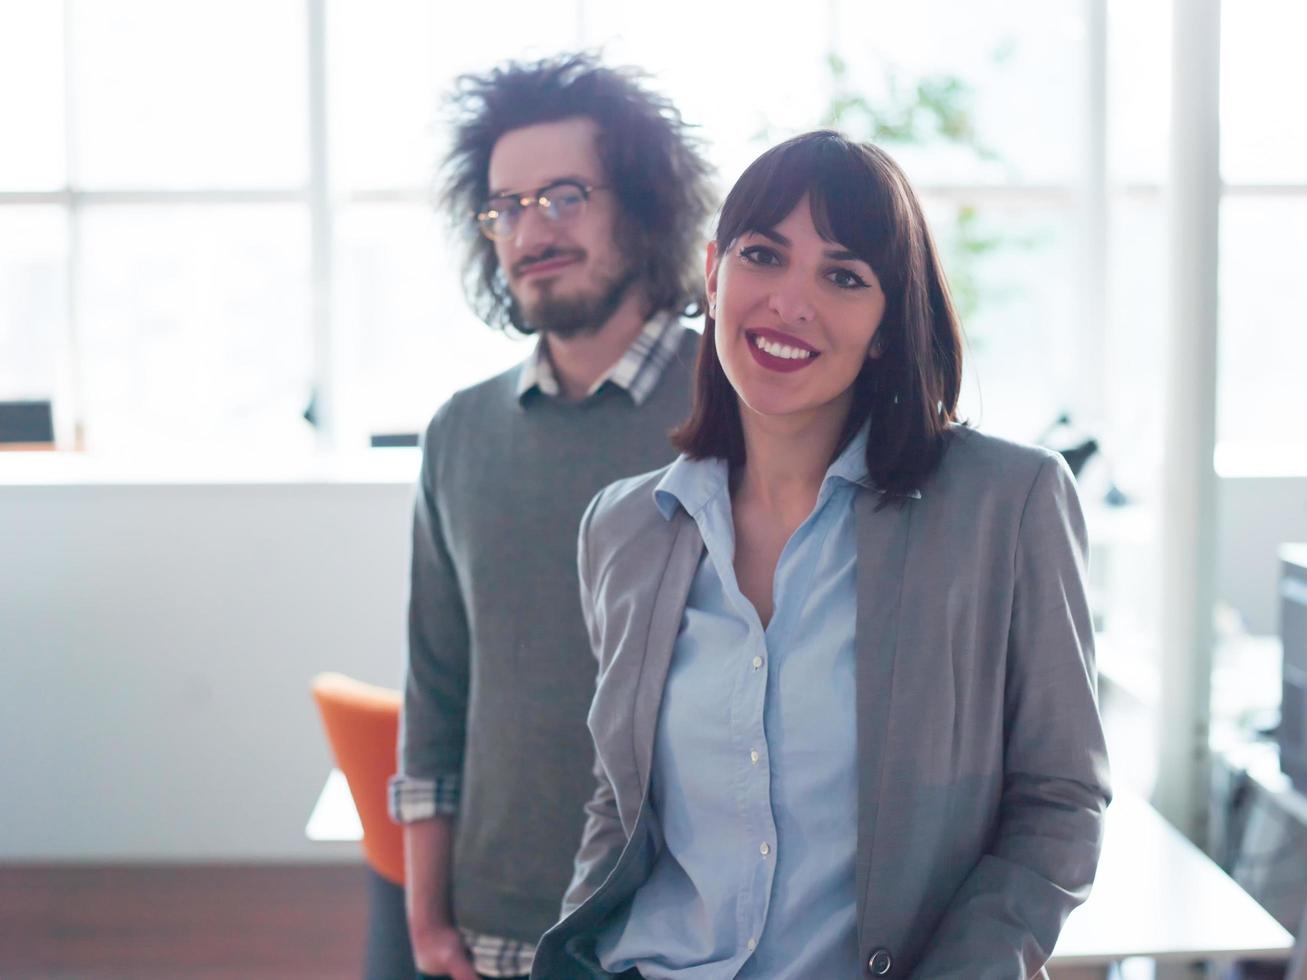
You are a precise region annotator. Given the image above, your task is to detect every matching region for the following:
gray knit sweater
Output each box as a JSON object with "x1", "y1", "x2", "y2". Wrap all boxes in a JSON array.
[{"x1": 398, "y1": 329, "x2": 698, "y2": 942}]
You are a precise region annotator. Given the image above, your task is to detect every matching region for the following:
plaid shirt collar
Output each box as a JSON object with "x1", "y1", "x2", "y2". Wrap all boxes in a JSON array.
[{"x1": 515, "y1": 312, "x2": 686, "y2": 406}]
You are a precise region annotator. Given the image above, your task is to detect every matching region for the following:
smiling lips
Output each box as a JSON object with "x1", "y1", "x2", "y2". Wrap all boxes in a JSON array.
[{"x1": 746, "y1": 328, "x2": 820, "y2": 374}]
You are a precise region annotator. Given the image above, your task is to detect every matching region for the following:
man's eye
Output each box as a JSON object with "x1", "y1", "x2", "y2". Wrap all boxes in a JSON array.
[{"x1": 542, "y1": 182, "x2": 586, "y2": 205}]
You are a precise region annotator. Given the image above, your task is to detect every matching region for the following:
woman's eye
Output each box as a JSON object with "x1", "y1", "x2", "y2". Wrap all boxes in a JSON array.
[
  {"x1": 739, "y1": 245, "x2": 780, "y2": 266},
  {"x1": 828, "y1": 268, "x2": 870, "y2": 289}
]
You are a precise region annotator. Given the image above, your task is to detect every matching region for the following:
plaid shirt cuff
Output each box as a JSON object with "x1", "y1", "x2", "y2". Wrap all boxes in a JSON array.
[
  {"x1": 461, "y1": 928, "x2": 536, "y2": 977},
  {"x1": 387, "y1": 773, "x2": 460, "y2": 822}
]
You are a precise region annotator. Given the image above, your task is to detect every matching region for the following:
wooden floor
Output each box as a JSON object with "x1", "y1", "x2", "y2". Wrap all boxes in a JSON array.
[{"x1": 0, "y1": 863, "x2": 369, "y2": 979}]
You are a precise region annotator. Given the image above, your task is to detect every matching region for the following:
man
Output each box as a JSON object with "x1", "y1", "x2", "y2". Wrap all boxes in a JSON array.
[{"x1": 389, "y1": 54, "x2": 714, "y2": 980}]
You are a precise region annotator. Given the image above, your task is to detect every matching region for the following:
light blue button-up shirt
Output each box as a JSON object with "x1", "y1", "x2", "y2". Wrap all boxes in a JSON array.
[{"x1": 595, "y1": 426, "x2": 871, "y2": 980}]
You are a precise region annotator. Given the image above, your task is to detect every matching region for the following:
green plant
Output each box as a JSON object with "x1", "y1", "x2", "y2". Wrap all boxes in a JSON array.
[
  {"x1": 819, "y1": 53, "x2": 998, "y2": 161},
  {"x1": 755, "y1": 51, "x2": 1032, "y2": 333}
]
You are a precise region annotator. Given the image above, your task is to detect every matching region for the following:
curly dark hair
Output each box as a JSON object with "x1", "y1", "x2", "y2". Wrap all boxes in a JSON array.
[
  {"x1": 672, "y1": 131, "x2": 964, "y2": 497},
  {"x1": 439, "y1": 52, "x2": 716, "y2": 335}
]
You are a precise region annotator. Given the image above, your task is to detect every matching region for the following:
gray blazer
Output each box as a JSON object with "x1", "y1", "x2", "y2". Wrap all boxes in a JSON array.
[{"x1": 532, "y1": 427, "x2": 1112, "y2": 980}]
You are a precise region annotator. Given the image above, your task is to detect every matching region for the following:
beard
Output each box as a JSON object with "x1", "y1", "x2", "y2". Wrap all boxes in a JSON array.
[{"x1": 516, "y1": 257, "x2": 641, "y2": 339}]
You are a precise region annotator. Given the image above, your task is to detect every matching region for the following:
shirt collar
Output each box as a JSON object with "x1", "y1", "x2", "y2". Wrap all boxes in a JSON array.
[
  {"x1": 515, "y1": 313, "x2": 685, "y2": 406},
  {"x1": 653, "y1": 419, "x2": 920, "y2": 522},
  {"x1": 825, "y1": 420, "x2": 924, "y2": 499},
  {"x1": 826, "y1": 420, "x2": 872, "y2": 490},
  {"x1": 654, "y1": 453, "x2": 728, "y2": 522}
]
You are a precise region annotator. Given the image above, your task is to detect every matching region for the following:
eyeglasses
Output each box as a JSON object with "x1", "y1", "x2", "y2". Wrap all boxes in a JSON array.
[{"x1": 476, "y1": 179, "x2": 606, "y2": 241}]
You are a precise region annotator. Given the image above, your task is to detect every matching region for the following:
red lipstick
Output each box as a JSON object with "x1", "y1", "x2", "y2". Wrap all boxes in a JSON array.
[{"x1": 744, "y1": 328, "x2": 820, "y2": 374}]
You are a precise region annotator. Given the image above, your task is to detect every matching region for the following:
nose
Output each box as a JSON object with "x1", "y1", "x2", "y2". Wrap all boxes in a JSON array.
[
  {"x1": 512, "y1": 202, "x2": 559, "y2": 254},
  {"x1": 767, "y1": 277, "x2": 816, "y2": 326}
]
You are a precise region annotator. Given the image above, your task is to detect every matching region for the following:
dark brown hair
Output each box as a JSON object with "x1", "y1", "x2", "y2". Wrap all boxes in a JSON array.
[
  {"x1": 671, "y1": 130, "x2": 963, "y2": 496},
  {"x1": 440, "y1": 52, "x2": 716, "y2": 335}
]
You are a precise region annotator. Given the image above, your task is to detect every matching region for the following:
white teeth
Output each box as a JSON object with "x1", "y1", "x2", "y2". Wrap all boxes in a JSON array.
[{"x1": 752, "y1": 334, "x2": 814, "y2": 360}]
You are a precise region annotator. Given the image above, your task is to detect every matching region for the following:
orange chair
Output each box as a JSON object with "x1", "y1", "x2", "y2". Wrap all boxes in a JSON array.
[
  {"x1": 311, "y1": 672, "x2": 414, "y2": 979},
  {"x1": 310, "y1": 671, "x2": 406, "y2": 885}
]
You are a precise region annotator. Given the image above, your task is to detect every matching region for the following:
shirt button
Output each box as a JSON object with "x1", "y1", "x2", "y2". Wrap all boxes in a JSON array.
[
  {"x1": 747, "y1": 938, "x2": 757, "y2": 952},
  {"x1": 751, "y1": 655, "x2": 763, "y2": 669},
  {"x1": 760, "y1": 842, "x2": 770, "y2": 856},
  {"x1": 750, "y1": 749, "x2": 760, "y2": 764},
  {"x1": 868, "y1": 948, "x2": 893, "y2": 975}
]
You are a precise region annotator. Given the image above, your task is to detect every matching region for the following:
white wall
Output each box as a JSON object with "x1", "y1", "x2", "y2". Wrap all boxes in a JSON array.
[
  {"x1": 0, "y1": 470, "x2": 414, "y2": 862},
  {"x1": 1218, "y1": 476, "x2": 1307, "y2": 634},
  {"x1": 0, "y1": 465, "x2": 1303, "y2": 862}
]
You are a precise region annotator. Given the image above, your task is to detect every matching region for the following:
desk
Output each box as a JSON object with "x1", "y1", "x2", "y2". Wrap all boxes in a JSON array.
[
  {"x1": 1053, "y1": 793, "x2": 1293, "y2": 976},
  {"x1": 307, "y1": 777, "x2": 1293, "y2": 974}
]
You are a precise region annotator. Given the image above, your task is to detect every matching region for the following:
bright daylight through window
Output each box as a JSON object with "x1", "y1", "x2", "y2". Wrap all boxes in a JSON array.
[{"x1": 0, "y1": 0, "x2": 1303, "y2": 469}]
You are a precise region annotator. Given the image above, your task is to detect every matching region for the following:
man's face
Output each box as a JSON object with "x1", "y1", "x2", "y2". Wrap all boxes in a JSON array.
[{"x1": 485, "y1": 117, "x2": 636, "y2": 337}]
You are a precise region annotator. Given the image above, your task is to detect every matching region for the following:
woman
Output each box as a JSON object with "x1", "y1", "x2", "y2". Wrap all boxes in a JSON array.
[{"x1": 531, "y1": 131, "x2": 1111, "y2": 980}]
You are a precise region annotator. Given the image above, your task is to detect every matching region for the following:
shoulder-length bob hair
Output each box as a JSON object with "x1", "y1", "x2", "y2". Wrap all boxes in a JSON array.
[
  {"x1": 671, "y1": 131, "x2": 963, "y2": 497},
  {"x1": 440, "y1": 52, "x2": 715, "y2": 336}
]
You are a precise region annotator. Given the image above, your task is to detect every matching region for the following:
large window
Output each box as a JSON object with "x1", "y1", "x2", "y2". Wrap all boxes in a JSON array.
[
  {"x1": 2, "y1": 0, "x2": 1302, "y2": 468},
  {"x1": 1217, "y1": 0, "x2": 1307, "y2": 468}
]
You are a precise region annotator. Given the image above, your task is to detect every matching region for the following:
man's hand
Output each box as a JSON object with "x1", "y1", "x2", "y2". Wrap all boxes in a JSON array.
[
  {"x1": 405, "y1": 816, "x2": 478, "y2": 980},
  {"x1": 412, "y1": 921, "x2": 479, "y2": 980}
]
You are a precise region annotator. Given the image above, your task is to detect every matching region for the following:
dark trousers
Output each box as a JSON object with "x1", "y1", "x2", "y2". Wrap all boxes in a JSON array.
[{"x1": 365, "y1": 867, "x2": 416, "y2": 980}]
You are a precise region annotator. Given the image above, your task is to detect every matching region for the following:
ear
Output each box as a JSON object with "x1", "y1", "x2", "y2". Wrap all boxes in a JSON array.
[{"x1": 704, "y1": 240, "x2": 719, "y2": 316}]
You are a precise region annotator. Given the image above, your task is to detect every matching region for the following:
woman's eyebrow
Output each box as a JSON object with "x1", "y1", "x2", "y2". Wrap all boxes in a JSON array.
[
  {"x1": 824, "y1": 247, "x2": 860, "y2": 262},
  {"x1": 752, "y1": 228, "x2": 862, "y2": 263}
]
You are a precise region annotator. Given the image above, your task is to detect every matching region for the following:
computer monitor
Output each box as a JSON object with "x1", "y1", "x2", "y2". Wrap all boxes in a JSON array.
[{"x1": 0, "y1": 400, "x2": 55, "y2": 447}]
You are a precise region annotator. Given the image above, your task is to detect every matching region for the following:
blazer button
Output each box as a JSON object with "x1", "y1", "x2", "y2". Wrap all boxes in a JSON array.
[{"x1": 867, "y1": 948, "x2": 893, "y2": 975}]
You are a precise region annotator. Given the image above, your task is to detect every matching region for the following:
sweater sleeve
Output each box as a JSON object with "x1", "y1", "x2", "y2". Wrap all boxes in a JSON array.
[
  {"x1": 909, "y1": 454, "x2": 1112, "y2": 978},
  {"x1": 391, "y1": 402, "x2": 472, "y2": 822}
]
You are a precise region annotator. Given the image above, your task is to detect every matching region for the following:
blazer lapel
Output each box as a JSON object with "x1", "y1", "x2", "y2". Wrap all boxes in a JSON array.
[
  {"x1": 630, "y1": 511, "x2": 704, "y2": 793},
  {"x1": 853, "y1": 488, "x2": 916, "y2": 930}
]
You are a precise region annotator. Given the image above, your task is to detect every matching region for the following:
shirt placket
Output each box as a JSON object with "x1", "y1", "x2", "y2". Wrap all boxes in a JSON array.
[
  {"x1": 740, "y1": 480, "x2": 845, "y2": 972},
  {"x1": 704, "y1": 505, "x2": 777, "y2": 968},
  {"x1": 740, "y1": 615, "x2": 775, "y2": 961}
]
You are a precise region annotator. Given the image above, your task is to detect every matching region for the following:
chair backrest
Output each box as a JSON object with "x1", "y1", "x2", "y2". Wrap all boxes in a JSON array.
[{"x1": 310, "y1": 672, "x2": 405, "y2": 886}]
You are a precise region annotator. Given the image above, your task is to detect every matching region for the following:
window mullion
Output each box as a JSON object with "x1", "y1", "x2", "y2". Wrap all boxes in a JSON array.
[
  {"x1": 56, "y1": 0, "x2": 81, "y2": 451},
  {"x1": 307, "y1": 0, "x2": 340, "y2": 451},
  {"x1": 1077, "y1": 0, "x2": 1109, "y2": 429}
]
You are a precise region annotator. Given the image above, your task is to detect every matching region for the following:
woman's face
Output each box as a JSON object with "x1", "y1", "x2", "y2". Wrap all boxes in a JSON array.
[{"x1": 707, "y1": 196, "x2": 887, "y2": 432}]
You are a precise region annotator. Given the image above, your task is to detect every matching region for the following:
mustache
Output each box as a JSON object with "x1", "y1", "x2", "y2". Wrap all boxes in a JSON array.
[{"x1": 511, "y1": 246, "x2": 586, "y2": 278}]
